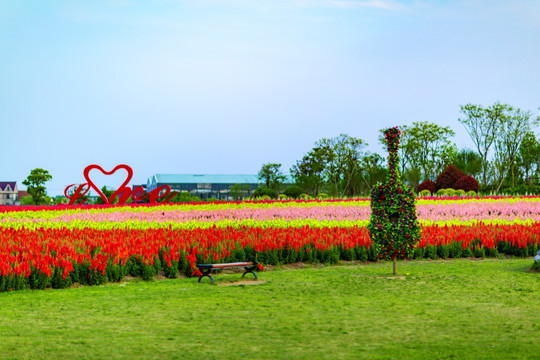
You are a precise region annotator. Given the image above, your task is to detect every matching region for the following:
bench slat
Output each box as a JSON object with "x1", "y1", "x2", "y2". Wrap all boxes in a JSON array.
[{"x1": 197, "y1": 262, "x2": 254, "y2": 269}]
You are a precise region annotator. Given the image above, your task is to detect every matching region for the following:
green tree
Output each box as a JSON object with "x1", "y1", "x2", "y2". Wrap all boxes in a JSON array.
[
  {"x1": 400, "y1": 121, "x2": 456, "y2": 182},
  {"x1": 20, "y1": 196, "x2": 34, "y2": 205},
  {"x1": 258, "y1": 163, "x2": 286, "y2": 193},
  {"x1": 94, "y1": 186, "x2": 116, "y2": 205},
  {"x1": 458, "y1": 102, "x2": 512, "y2": 186},
  {"x1": 290, "y1": 146, "x2": 329, "y2": 196},
  {"x1": 494, "y1": 108, "x2": 539, "y2": 193},
  {"x1": 518, "y1": 132, "x2": 540, "y2": 185},
  {"x1": 317, "y1": 134, "x2": 367, "y2": 197},
  {"x1": 22, "y1": 168, "x2": 52, "y2": 205},
  {"x1": 453, "y1": 148, "x2": 482, "y2": 178},
  {"x1": 359, "y1": 152, "x2": 386, "y2": 194}
]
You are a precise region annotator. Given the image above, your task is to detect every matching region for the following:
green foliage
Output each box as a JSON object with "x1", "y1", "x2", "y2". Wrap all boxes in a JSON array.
[
  {"x1": 22, "y1": 168, "x2": 53, "y2": 205},
  {"x1": 298, "y1": 193, "x2": 312, "y2": 200},
  {"x1": 466, "y1": 190, "x2": 477, "y2": 197},
  {"x1": 290, "y1": 146, "x2": 329, "y2": 196},
  {"x1": 455, "y1": 189, "x2": 466, "y2": 197},
  {"x1": 454, "y1": 148, "x2": 483, "y2": 178},
  {"x1": 317, "y1": 193, "x2": 329, "y2": 199},
  {"x1": 252, "y1": 187, "x2": 277, "y2": 199},
  {"x1": 399, "y1": 121, "x2": 456, "y2": 182},
  {"x1": 418, "y1": 189, "x2": 431, "y2": 197},
  {"x1": 283, "y1": 185, "x2": 305, "y2": 199},
  {"x1": 94, "y1": 186, "x2": 116, "y2": 205},
  {"x1": 445, "y1": 188, "x2": 456, "y2": 196},
  {"x1": 277, "y1": 194, "x2": 288, "y2": 200},
  {"x1": 165, "y1": 191, "x2": 201, "y2": 203},
  {"x1": 19, "y1": 196, "x2": 34, "y2": 205},
  {"x1": 436, "y1": 189, "x2": 447, "y2": 196},
  {"x1": 258, "y1": 163, "x2": 286, "y2": 192},
  {"x1": 229, "y1": 183, "x2": 251, "y2": 200},
  {"x1": 368, "y1": 127, "x2": 421, "y2": 265},
  {"x1": 500, "y1": 184, "x2": 540, "y2": 195}
]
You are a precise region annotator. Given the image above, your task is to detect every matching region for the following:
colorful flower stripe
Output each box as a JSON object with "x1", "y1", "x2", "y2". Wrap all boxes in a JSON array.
[{"x1": 1, "y1": 198, "x2": 538, "y2": 229}]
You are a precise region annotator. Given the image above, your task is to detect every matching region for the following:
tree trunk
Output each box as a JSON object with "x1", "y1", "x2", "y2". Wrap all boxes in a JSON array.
[
  {"x1": 495, "y1": 158, "x2": 515, "y2": 194},
  {"x1": 393, "y1": 258, "x2": 397, "y2": 275}
]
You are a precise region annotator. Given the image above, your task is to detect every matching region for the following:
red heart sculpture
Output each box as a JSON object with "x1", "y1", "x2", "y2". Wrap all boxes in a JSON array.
[{"x1": 83, "y1": 164, "x2": 133, "y2": 205}]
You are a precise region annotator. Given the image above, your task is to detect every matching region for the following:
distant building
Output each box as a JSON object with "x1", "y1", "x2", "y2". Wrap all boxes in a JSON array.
[
  {"x1": 0, "y1": 182, "x2": 18, "y2": 205},
  {"x1": 145, "y1": 174, "x2": 269, "y2": 200}
]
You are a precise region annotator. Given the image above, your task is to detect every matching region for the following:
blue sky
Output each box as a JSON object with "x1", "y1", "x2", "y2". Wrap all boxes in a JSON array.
[{"x1": 1, "y1": 0, "x2": 539, "y2": 196}]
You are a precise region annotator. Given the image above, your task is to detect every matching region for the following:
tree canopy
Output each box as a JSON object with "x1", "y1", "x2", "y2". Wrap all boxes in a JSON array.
[{"x1": 22, "y1": 168, "x2": 52, "y2": 205}]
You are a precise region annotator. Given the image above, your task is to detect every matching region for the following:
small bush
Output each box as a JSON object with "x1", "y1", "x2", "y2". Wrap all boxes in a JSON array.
[
  {"x1": 277, "y1": 194, "x2": 288, "y2": 200},
  {"x1": 445, "y1": 188, "x2": 456, "y2": 197},
  {"x1": 317, "y1": 193, "x2": 329, "y2": 200},
  {"x1": 466, "y1": 190, "x2": 477, "y2": 197},
  {"x1": 436, "y1": 189, "x2": 447, "y2": 196},
  {"x1": 455, "y1": 189, "x2": 466, "y2": 197},
  {"x1": 418, "y1": 180, "x2": 437, "y2": 194},
  {"x1": 252, "y1": 187, "x2": 277, "y2": 199},
  {"x1": 299, "y1": 193, "x2": 312, "y2": 200},
  {"x1": 418, "y1": 189, "x2": 431, "y2": 197},
  {"x1": 283, "y1": 185, "x2": 305, "y2": 199}
]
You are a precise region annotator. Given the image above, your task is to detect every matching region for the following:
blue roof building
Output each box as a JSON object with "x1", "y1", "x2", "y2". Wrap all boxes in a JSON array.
[{"x1": 146, "y1": 174, "x2": 292, "y2": 200}]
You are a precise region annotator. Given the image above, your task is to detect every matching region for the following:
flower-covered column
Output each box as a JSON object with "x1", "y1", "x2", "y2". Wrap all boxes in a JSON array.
[{"x1": 367, "y1": 127, "x2": 421, "y2": 275}]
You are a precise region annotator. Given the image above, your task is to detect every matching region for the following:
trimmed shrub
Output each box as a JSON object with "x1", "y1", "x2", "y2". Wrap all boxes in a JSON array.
[
  {"x1": 418, "y1": 180, "x2": 437, "y2": 194},
  {"x1": 435, "y1": 165, "x2": 465, "y2": 190},
  {"x1": 454, "y1": 175, "x2": 480, "y2": 193},
  {"x1": 252, "y1": 187, "x2": 277, "y2": 199},
  {"x1": 418, "y1": 189, "x2": 431, "y2": 197},
  {"x1": 436, "y1": 189, "x2": 447, "y2": 196},
  {"x1": 299, "y1": 193, "x2": 312, "y2": 200},
  {"x1": 455, "y1": 189, "x2": 466, "y2": 197},
  {"x1": 317, "y1": 193, "x2": 329, "y2": 199},
  {"x1": 445, "y1": 188, "x2": 456, "y2": 197},
  {"x1": 277, "y1": 194, "x2": 288, "y2": 200},
  {"x1": 466, "y1": 190, "x2": 477, "y2": 197},
  {"x1": 283, "y1": 185, "x2": 305, "y2": 199}
]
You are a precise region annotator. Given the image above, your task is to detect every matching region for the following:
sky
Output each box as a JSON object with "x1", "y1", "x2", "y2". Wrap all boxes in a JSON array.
[{"x1": 1, "y1": 0, "x2": 539, "y2": 196}]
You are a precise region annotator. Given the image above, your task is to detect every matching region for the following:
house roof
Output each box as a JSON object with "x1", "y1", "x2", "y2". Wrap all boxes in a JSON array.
[{"x1": 0, "y1": 182, "x2": 16, "y2": 191}]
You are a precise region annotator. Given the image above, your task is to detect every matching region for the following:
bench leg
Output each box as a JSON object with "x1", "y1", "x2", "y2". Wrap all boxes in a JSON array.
[
  {"x1": 241, "y1": 267, "x2": 258, "y2": 280},
  {"x1": 198, "y1": 269, "x2": 215, "y2": 284}
]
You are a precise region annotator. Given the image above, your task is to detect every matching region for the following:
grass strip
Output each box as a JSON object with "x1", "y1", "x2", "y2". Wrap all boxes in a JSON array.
[{"x1": 0, "y1": 258, "x2": 538, "y2": 359}]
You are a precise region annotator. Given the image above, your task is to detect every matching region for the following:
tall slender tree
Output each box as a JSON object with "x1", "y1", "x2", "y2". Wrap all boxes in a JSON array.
[{"x1": 458, "y1": 102, "x2": 511, "y2": 186}]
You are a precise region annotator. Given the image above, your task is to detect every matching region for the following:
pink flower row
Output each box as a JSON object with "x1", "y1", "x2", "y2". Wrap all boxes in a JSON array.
[{"x1": 4, "y1": 200, "x2": 540, "y2": 224}]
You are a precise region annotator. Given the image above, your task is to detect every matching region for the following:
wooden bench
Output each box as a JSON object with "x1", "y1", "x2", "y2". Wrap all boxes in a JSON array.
[{"x1": 196, "y1": 262, "x2": 258, "y2": 284}]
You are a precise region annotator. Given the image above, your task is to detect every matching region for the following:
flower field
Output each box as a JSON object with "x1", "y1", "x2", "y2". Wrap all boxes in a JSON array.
[{"x1": 0, "y1": 196, "x2": 539, "y2": 291}]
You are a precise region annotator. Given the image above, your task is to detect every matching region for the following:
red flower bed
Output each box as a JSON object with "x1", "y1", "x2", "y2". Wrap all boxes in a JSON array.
[{"x1": 1, "y1": 223, "x2": 539, "y2": 291}]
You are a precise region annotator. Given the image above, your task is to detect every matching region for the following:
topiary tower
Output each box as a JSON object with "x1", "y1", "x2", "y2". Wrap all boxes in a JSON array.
[{"x1": 368, "y1": 127, "x2": 421, "y2": 275}]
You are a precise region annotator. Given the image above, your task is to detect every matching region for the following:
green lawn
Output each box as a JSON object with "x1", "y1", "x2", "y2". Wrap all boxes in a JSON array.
[{"x1": 0, "y1": 258, "x2": 538, "y2": 359}]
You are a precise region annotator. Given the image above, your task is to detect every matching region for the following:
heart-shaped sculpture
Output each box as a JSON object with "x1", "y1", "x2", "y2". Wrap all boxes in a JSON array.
[{"x1": 83, "y1": 164, "x2": 133, "y2": 205}]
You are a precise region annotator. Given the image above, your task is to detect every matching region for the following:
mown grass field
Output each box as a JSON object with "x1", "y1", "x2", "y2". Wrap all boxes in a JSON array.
[{"x1": 0, "y1": 258, "x2": 538, "y2": 359}]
